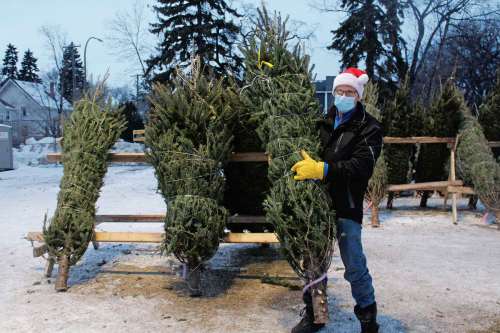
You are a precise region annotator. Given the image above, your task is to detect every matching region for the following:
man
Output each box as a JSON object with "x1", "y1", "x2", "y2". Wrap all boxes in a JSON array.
[{"x1": 291, "y1": 68, "x2": 383, "y2": 333}]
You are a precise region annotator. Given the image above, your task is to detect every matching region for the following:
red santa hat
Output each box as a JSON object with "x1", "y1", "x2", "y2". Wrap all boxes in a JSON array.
[{"x1": 332, "y1": 67, "x2": 370, "y2": 98}]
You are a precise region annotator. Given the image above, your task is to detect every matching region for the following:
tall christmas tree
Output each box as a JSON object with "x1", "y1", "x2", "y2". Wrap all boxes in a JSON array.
[
  {"x1": 415, "y1": 80, "x2": 462, "y2": 207},
  {"x1": 364, "y1": 82, "x2": 387, "y2": 226},
  {"x1": 241, "y1": 7, "x2": 336, "y2": 324},
  {"x1": 59, "y1": 42, "x2": 85, "y2": 103},
  {"x1": 1, "y1": 43, "x2": 18, "y2": 79},
  {"x1": 382, "y1": 78, "x2": 413, "y2": 208},
  {"x1": 43, "y1": 90, "x2": 126, "y2": 291},
  {"x1": 478, "y1": 70, "x2": 500, "y2": 159},
  {"x1": 147, "y1": 0, "x2": 243, "y2": 84},
  {"x1": 457, "y1": 106, "x2": 500, "y2": 226},
  {"x1": 145, "y1": 58, "x2": 238, "y2": 296},
  {"x1": 18, "y1": 49, "x2": 41, "y2": 83}
]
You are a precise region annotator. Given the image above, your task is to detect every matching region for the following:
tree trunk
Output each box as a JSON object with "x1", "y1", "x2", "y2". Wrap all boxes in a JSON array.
[
  {"x1": 386, "y1": 192, "x2": 394, "y2": 209},
  {"x1": 420, "y1": 191, "x2": 429, "y2": 208},
  {"x1": 311, "y1": 282, "x2": 329, "y2": 324},
  {"x1": 186, "y1": 263, "x2": 202, "y2": 297},
  {"x1": 55, "y1": 255, "x2": 69, "y2": 292},
  {"x1": 371, "y1": 204, "x2": 380, "y2": 228}
]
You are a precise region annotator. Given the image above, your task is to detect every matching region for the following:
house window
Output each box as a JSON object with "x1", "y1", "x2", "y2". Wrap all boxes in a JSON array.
[
  {"x1": 22, "y1": 107, "x2": 27, "y2": 117},
  {"x1": 6, "y1": 111, "x2": 9, "y2": 120}
]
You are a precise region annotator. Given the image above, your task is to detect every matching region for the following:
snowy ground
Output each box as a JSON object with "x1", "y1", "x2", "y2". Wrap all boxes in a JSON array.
[{"x1": 1, "y1": 140, "x2": 499, "y2": 332}]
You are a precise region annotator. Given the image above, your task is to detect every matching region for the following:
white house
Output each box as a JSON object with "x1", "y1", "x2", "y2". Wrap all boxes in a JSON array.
[{"x1": 0, "y1": 78, "x2": 72, "y2": 146}]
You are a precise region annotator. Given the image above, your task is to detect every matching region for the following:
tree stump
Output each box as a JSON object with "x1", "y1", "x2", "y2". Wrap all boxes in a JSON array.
[
  {"x1": 55, "y1": 255, "x2": 69, "y2": 292},
  {"x1": 371, "y1": 204, "x2": 380, "y2": 227},
  {"x1": 311, "y1": 282, "x2": 329, "y2": 324}
]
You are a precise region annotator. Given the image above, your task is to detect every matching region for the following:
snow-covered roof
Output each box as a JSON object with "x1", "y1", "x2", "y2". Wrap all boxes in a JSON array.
[{"x1": 0, "y1": 79, "x2": 72, "y2": 111}]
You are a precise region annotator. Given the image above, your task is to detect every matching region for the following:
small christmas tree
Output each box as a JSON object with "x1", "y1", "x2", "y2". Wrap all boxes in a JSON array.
[
  {"x1": 415, "y1": 80, "x2": 462, "y2": 207},
  {"x1": 145, "y1": 58, "x2": 238, "y2": 296},
  {"x1": 241, "y1": 7, "x2": 336, "y2": 324},
  {"x1": 478, "y1": 70, "x2": 500, "y2": 159},
  {"x1": 382, "y1": 78, "x2": 412, "y2": 208},
  {"x1": 457, "y1": 107, "x2": 500, "y2": 226},
  {"x1": 43, "y1": 89, "x2": 126, "y2": 291},
  {"x1": 364, "y1": 82, "x2": 387, "y2": 226}
]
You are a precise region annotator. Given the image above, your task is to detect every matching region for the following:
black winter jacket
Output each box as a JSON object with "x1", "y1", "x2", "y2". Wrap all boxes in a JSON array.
[{"x1": 317, "y1": 102, "x2": 383, "y2": 223}]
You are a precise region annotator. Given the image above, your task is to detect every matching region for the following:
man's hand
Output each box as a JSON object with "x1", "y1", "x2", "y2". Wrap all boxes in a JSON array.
[{"x1": 291, "y1": 150, "x2": 325, "y2": 181}]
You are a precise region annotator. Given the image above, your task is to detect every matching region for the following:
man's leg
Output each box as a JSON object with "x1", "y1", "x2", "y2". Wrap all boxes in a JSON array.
[{"x1": 337, "y1": 217, "x2": 379, "y2": 332}]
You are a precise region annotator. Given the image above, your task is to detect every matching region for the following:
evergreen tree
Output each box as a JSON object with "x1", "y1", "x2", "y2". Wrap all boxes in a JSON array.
[
  {"x1": 364, "y1": 82, "x2": 387, "y2": 226},
  {"x1": 328, "y1": 0, "x2": 407, "y2": 97},
  {"x1": 1, "y1": 43, "x2": 19, "y2": 79},
  {"x1": 43, "y1": 90, "x2": 126, "y2": 291},
  {"x1": 242, "y1": 7, "x2": 336, "y2": 324},
  {"x1": 457, "y1": 106, "x2": 500, "y2": 226},
  {"x1": 147, "y1": 0, "x2": 243, "y2": 84},
  {"x1": 145, "y1": 58, "x2": 238, "y2": 296},
  {"x1": 18, "y1": 49, "x2": 41, "y2": 83},
  {"x1": 59, "y1": 43, "x2": 85, "y2": 103},
  {"x1": 478, "y1": 70, "x2": 500, "y2": 158},
  {"x1": 119, "y1": 101, "x2": 144, "y2": 142},
  {"x1": 382, "y1": 78, "x2": 413, "y2": 208}
]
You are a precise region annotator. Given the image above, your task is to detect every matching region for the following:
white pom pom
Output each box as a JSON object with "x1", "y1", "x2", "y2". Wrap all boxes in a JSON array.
[{"x1": 358, "y1": 73, "x2": 369, "y2": 85}]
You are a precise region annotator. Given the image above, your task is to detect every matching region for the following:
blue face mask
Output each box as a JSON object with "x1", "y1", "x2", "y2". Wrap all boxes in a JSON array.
[{"x1": 334, "y1": 95, "x2": 356, "y2": 113}]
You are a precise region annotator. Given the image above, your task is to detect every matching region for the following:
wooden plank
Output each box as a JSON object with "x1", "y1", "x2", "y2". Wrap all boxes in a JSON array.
[
  {"x1": 26, "y1": 231, "x2": 279, "y2": 244},
  {"x1": 46, "y1": 152, "x2": 268, "y2": 163},
  {"x1": 387, "y1": 180, "x2": 463, "y2": 192},
  {"x1": 488, "y1": 141, "x2": 500, "y2": 148},
  {"x1": 383, "y1": 136, "x2": 455, "y2": 144},
  {"x1": 446, "y1": 186, "x2": 475, "y2": 195},
  {"x1": 94, "y1": 214, "x2": 267, "y2": 224}
]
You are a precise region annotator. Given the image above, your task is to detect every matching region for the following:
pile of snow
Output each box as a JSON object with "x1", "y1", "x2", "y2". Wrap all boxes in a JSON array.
[
  {"x1": 13, "y1": 137, "x2": 145, "y2": 168},
  {"x1": 13, "y1": 137, "x2": 60, "y2": 167}
]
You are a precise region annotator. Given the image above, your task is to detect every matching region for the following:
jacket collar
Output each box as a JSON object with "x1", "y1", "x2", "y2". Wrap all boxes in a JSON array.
[{"x1": 325, "y1": 102, "x2": 366, "y2": 133}]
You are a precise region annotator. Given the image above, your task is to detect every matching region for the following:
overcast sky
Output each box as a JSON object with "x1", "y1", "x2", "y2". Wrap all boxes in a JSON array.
[{"x1": 0, "y1": 1, "x2": 343, "y2": 89}]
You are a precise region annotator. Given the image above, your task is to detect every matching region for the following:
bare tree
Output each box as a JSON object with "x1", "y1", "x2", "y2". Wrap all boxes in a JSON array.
[{"x1": 106, "y1": 0, "x2": 155, "y2": 78}]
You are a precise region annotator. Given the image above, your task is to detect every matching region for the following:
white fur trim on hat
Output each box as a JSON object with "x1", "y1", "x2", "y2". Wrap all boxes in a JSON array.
[{"x1": 332, "y1": 68, "x2": 369, "y2": 98}]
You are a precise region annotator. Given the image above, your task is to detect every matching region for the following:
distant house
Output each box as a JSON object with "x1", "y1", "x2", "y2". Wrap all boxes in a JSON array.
[
  {"x1": 314, "y1": 75, "x2": 335, "y2": 114},
  {"x1": 0, "y1": 78, "x2": 72, "y2": 146}
]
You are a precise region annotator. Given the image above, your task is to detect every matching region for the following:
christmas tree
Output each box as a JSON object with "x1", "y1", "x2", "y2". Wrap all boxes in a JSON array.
[
  {"x1": 457, "y1": 106, "x2": 500, "y2": 226},
  {"x1": 119, "y1": 101, "x2": 144, "y2": 142},
  {"x1": 145, "y1": 58, "x2": 238, "y2": 296},
  {"x1": 364, "y1": 82, "x2": 387, "y2": 226},
  {"x1": 241, "y1": 7, "x2": 336, "y2": 324},
  {"x1": 1, "y1": 43, "x2": 18, "y2": 79},
  {"x1": 415, "y1": 80, "x2": 462, "y2": 207},
  {"x1": 147, "y1": 0, "x2": 243, "y2": 84},
  {"x1": 43, "y1": 89, "x2": 126, "y2": 291},
  {"x1": 18, "y1": 49, "x2": 41, "y2": 83},
  {"x1": 59, "y1": 42, "x2": 85, "y2": 103},
  {"x1": 478, "y1": 70, "x2": 500, "y2": 159},
  {"x1": 382, "y1": 78, "x2": 413, "y2": 208}
]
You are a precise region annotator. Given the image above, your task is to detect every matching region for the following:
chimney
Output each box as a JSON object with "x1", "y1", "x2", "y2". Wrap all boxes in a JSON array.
[{"x1": 49, "y1": 82, "x2": 55, "y2": 97}]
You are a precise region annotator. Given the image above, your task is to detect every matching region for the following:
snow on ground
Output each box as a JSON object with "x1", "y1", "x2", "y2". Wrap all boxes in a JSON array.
[{"x1": 1, "y1": 146, "x2": 499, "y2": 332}]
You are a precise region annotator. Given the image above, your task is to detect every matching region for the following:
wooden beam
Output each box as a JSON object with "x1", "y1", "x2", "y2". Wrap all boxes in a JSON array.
[
  {"x1": 26, "y1": 231, "x2": 279, "y2": 244},
  {"x1": 46, "y1": 152, "x2": 269, "y2": 163},
  {"x1": 387, "y1": 180, "x2": 463, "y2": 192},
  {"x1": 94, "y1": 214, "x2": 267, "y2": 224},
  {"x1": 488, "y1": 141, "x2": 500, "y2": 148},
  {"x1": 383, "y1": 136, "x2": 455, "y2": 144},
  {"x1": 446, "y1": 186, "x2": 475, "y2": 195}
]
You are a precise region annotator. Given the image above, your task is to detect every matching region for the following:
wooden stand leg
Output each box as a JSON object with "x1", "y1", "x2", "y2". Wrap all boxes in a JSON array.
[
  {"x1": 92, "y1": 228, "x2": 99, "y2": 250},
  {"x1": 311, "y1": 283, "x2": 329, "y2": 324},
  {"x1": 450, "y1": 144, "x2": 458, "y2": 225},
  {"x1": 55, "y1": 255, "x2": 70, "y2": 292},
  {"x1": 451, "y1": 193, "x2": 458, "y2": 225},
  {"x1": 495, "y1": 211, "x2": 500, "y2": 230},
  {"x1": 45, "y1": 257, "x2": 55, "y2": 278}
]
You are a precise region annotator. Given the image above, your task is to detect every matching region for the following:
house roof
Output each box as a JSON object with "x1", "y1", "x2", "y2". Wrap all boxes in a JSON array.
[{"x1": 0, "y1": 78, "x2": 72, "y2": 110}]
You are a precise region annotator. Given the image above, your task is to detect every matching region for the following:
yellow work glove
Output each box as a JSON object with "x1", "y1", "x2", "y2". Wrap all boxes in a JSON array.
[{"x1": 291, "y1": 150, "x2": 325, "y2": 181}]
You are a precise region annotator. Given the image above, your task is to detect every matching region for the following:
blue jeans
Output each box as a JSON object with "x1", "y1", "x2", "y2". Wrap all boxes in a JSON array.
[{"x1": 335, "y1": 217, "x2": 375, "y2": 308}]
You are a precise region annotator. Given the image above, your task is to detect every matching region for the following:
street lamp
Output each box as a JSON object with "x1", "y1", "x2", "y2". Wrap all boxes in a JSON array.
[{"x1": 83, "y1": 36, "x2": 103, "y2": 92}]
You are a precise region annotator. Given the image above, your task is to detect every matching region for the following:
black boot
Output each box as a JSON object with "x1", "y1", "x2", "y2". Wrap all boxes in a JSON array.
[
  {"x1": 291, "y1": 292, "x2": 325, "y2": 333},
  {"x1": 354, "y1": 302, "x2": 379, "y2": 333}
]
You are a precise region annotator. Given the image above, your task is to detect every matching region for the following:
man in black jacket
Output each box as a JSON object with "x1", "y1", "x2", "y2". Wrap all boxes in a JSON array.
[{"x1": 291, "y1": 68, "x2": 383, "y2": 333}]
